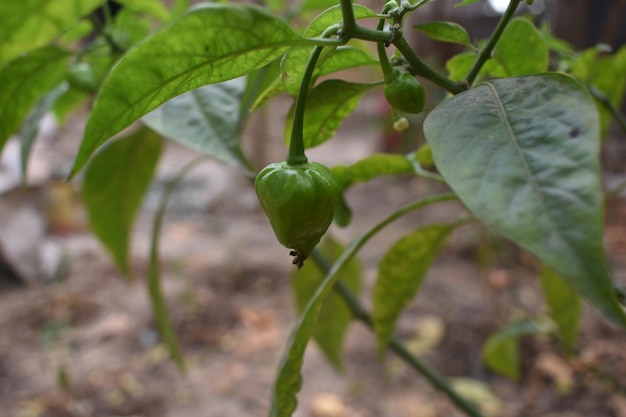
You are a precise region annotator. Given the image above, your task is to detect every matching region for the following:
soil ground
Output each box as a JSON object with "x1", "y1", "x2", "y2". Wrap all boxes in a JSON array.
[{"x1": 0, "y1": 95, "x2": 625, "y2": 417}]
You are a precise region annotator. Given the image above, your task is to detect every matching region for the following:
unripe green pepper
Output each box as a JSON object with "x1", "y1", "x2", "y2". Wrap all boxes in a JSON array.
[
  {"x1": 255, "y1": 161, "x2": 339, "y2": 269},
  {"x1": 384, "y1": 70, "x2": 425, "y2": 114}
]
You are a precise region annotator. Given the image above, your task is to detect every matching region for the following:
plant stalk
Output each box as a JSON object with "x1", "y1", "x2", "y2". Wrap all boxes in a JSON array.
[
  {"x1": 465, "y1": 0, "x2": 522, "y2": 86},
  {"x1": 310, "y1": 251, "x2": 486, "y2": 417}
]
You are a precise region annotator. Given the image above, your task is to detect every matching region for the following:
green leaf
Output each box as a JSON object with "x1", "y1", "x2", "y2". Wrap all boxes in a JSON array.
[
  {"x1": 455, "y1": 0, "x2": 480, "y2": 6},
  {"x1": 332, "y1": 153, "x2": 414, "y2": 188},
  {"x1": 413, "y1": 21, "x2": 471, "y2": 47},
  {"x1": 446, "y1": 52, "x2": 504, "y2": 82},
  {"x1": 494, "y1": 18, "x2": 548, "y2": 76},
  {"x1": 284, "y1": 80, "x2": 378, "y2": 148},
  {"x1": 142, "y1": 79, "x2": 254, "y2": 174},
  {"x1": 20, "y1": 82, "x2": 70, "y2": 183},
  {"x1": 423, "y1": 73, "x2": 626, "y2": 327},
  {"x1": 539, "y1": 265, "x2": 581, "y2": 350},
  {"x1": 292, "y1": 238, "x2": 362, "y2": 371},
  {"x1": 269, "y1": 194, "x2": 456, "y2": 417},
  {"x1": 281, "y1": 46, "x2": 377, "y2": 96},
  {"x1": 116, "y1": 0, "x2": 171, "y2": 21},
  {"x1": 0, "y1": 46, "x2": 72, "y2": 151},
  {"x1": 148, "y1": 157, "x2": 207, "y2": 372},
  {"x1": 0, "y1": 0, "x2": 105, "y2": 63},
  {"x1": 303, "y1": 4, "x2": 377, "y2": 38},
  {"x1": 372, "y1": 224, "x2": 454, "y2": 355},
  {"x1": 69, "y1": 3, "x2": 306, "y2": 178},
  {"x1": 82, "y1": 127, "x2": 163, "y2": 275},
  {"x1": 481, "y1": 320, "x2": 544, "y2": 381}
]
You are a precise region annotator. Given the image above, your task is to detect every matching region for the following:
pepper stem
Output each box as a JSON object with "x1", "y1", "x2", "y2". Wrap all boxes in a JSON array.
[
  {"x1": 286, "y1": 45, "x2": 326, "y2": 166},
  {"x1": 376, "y1": 19, "x2": 397, "y2": 83}
]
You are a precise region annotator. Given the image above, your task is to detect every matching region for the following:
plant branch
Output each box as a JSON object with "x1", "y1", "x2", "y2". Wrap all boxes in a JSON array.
[
  {"x1": 310, "y1": 251, "x2": 486, "y2": 417},
  {"x1": 394, "y1": 36, "x2": 465, "y2": 94},
  {"x1": 464, "y1": 0, "x2": 522, "y2": 86}
]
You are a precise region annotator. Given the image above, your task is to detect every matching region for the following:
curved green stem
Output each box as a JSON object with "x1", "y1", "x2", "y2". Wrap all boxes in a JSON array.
[
  {"x1": 311, "y1": 241, "x2": 486, "y2": 417},
  {"x1": 286, "y1": 46, "x2": 324, "y2": 165},
  {"x1": 465, "y1": 0, "x2": 522, "y2": 86},
  {"x1": 394, "y1": 36, "x2": 465, "y2": 94}
]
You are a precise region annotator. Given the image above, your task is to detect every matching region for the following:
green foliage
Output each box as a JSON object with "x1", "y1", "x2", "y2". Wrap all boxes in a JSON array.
[
  {"x1": 292, "y1": 238, "x2": 362, "y2": 370},
  {"x1": 494, "y1": 18, "x2": 548, "y2": 76},
  {"x1": 82, "y1": 127, "x2": 163, "y2": 275},
  {"x1": 0, "y1": 46, "x2": 71, "y2": 150},
  {"x1": 424, "y1": 74, "x2": 626, "y2": 327},
  {"x1": 372, "y1": 224, "x2": 454, "y2": 355},
  {"x1": 69, "y1": 3, "x2": 308, "y2": 177},
  {"x1": 0, "y1": 0, "x2": 105, "y2": 63}
]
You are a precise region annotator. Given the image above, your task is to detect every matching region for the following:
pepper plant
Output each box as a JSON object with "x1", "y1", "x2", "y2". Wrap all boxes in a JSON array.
[{"x1": 1, "y1": 0, "x2": 626, "y2": 416}]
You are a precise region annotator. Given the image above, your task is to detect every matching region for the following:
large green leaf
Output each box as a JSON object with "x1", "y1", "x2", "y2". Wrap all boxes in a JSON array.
[
  {"x1": 0, "y1": 0, "x2": 105, "y2": 63},
  {"x1": 494, "y1": 18, "x2": 548, "y2": 76},
  {"x1": 481, "y1": 320, "x2": 545, "y2": 381},
  {"x1": 303, "y1": 4, "x2": 377, "y2": 38},
  {"x1": 116, "y1": 0, "x2": 170, "y2": 21},
  {"x1": 82, "y1": 127, "x2": 163, "y2": 275},
  {"x1": 539, "y1": 265, "x2": 581, "y2": 350},
  {"x1": 0, "y1": 46, "x2": 71, "y2": 150},
  {"x1": 142, "y1": 79, "x2": 254, "y2": 174},
  {"x1": 292, "y1": 238, "x2": 362, "y2": 371},
  {"x1": 284, "y1": 80, "x2": 378, "y2": 148},
  {"x1": 372, "y1": 224, "x2": 454, "y2": 355},
  {"x1": 69, "y1": 3, "x2": 307, "y2": 178},
  {"x1": 423, "y1": 73, "x2": 626, "y2": 327},
  {"x1": 269, "y1": 194, "x2": 456, "y2": 417}
]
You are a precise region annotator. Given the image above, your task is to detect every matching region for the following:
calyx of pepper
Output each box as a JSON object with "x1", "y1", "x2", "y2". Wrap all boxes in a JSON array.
[{"x1": 255, "y1": 160, "x2": 339, "y2": 269}]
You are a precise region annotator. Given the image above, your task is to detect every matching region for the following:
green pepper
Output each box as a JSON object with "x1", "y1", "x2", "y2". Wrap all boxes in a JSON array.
[
  {"x1": 384, "y1": 70, "x2": 425, "y2": 114},
  {"x1": 255, "y1": 160, "x2": 339, "y2": 269}
]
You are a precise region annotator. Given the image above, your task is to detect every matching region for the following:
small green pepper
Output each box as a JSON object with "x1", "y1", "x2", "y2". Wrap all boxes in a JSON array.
[
  {"x1": 384, "y1": 70, "x2": 425, "y2": 114},
  {"x1": 255, "y1": 161, "x2": 339, "y2": 269}
]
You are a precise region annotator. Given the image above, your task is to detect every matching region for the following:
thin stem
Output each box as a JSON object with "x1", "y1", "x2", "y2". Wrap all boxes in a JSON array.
[
  {"x1": 588, "y1": 85, "x2": 626, "y2": 134},
  {"x1": 394, "y1": 36, "x2": 465, "y2": 94},
  {"x1": 310, "y1": 250, "x2": 486, "y2": 417},
  {"x1": 287, "y1": 46, "x2": 325, "y2": 165},
  {"x1": 376, "y1": 19, "x2": 395, "y2": 81},
  {"x1": 465, "y1": 0, "x2": 521, "y2": 86}
]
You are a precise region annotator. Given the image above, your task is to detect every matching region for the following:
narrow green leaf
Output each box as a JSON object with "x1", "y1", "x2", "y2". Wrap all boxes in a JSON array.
[
  {"x1": 269, "y1": 194, "x2": 457, "y2": 417},
  {"x1": 82, "y1": 127, "x2": 163, "y2": 275},
  {"x1": 424, "y1": 73, "x2": 626, "y2": 327},
  {"x1": 0, "y1": 0, "x2": 105, "y2": 63},
  {"x1": 455, "y1": 0, "x2": 480, "y2": 6},
  {"x1": 70, "y1": 3, "x2": 306, "y2": 178},
  {"x1": 292, "y1": 237, "x2": 362, "y2": 371},
  {"x1": 284, "y1": 80, "x2": 378, "y2": 148},
  {"x1": 281, "y1": 46, "x2": 377, "y2": 96},
  {"x1": 142, "y1": 79, "x2": 254, "y2": 174},
  {"x1": 20, "y1": 82, "x2": 69, "y2": 183},
  {"x1": 539, "y1": 265, "x2": 581, "y2": 350},
  {"x1": 303, "y1": 4, "x2": 377, "y2": 38},
  {"x1": 413, "y1": 21, "x2": 472, "y2": 46},
  {"x1": 116, "y1": 0, "x2": 171, "y2": 21},
  {"x1": 331, "y1": 153, "x2": 414, "y2": 189},
  {"x1": 481, "y1": 320, "x2": 544, "y2": 381},
  {"x1": 372, "y1": 224, "x2": 454, "y2": 355},
  {"x1": 494, "y1": 18, "x2": 548, "y2": 76},
  {"x1": 0, "y1": 46, "x2": 72, "y2": 151}
]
